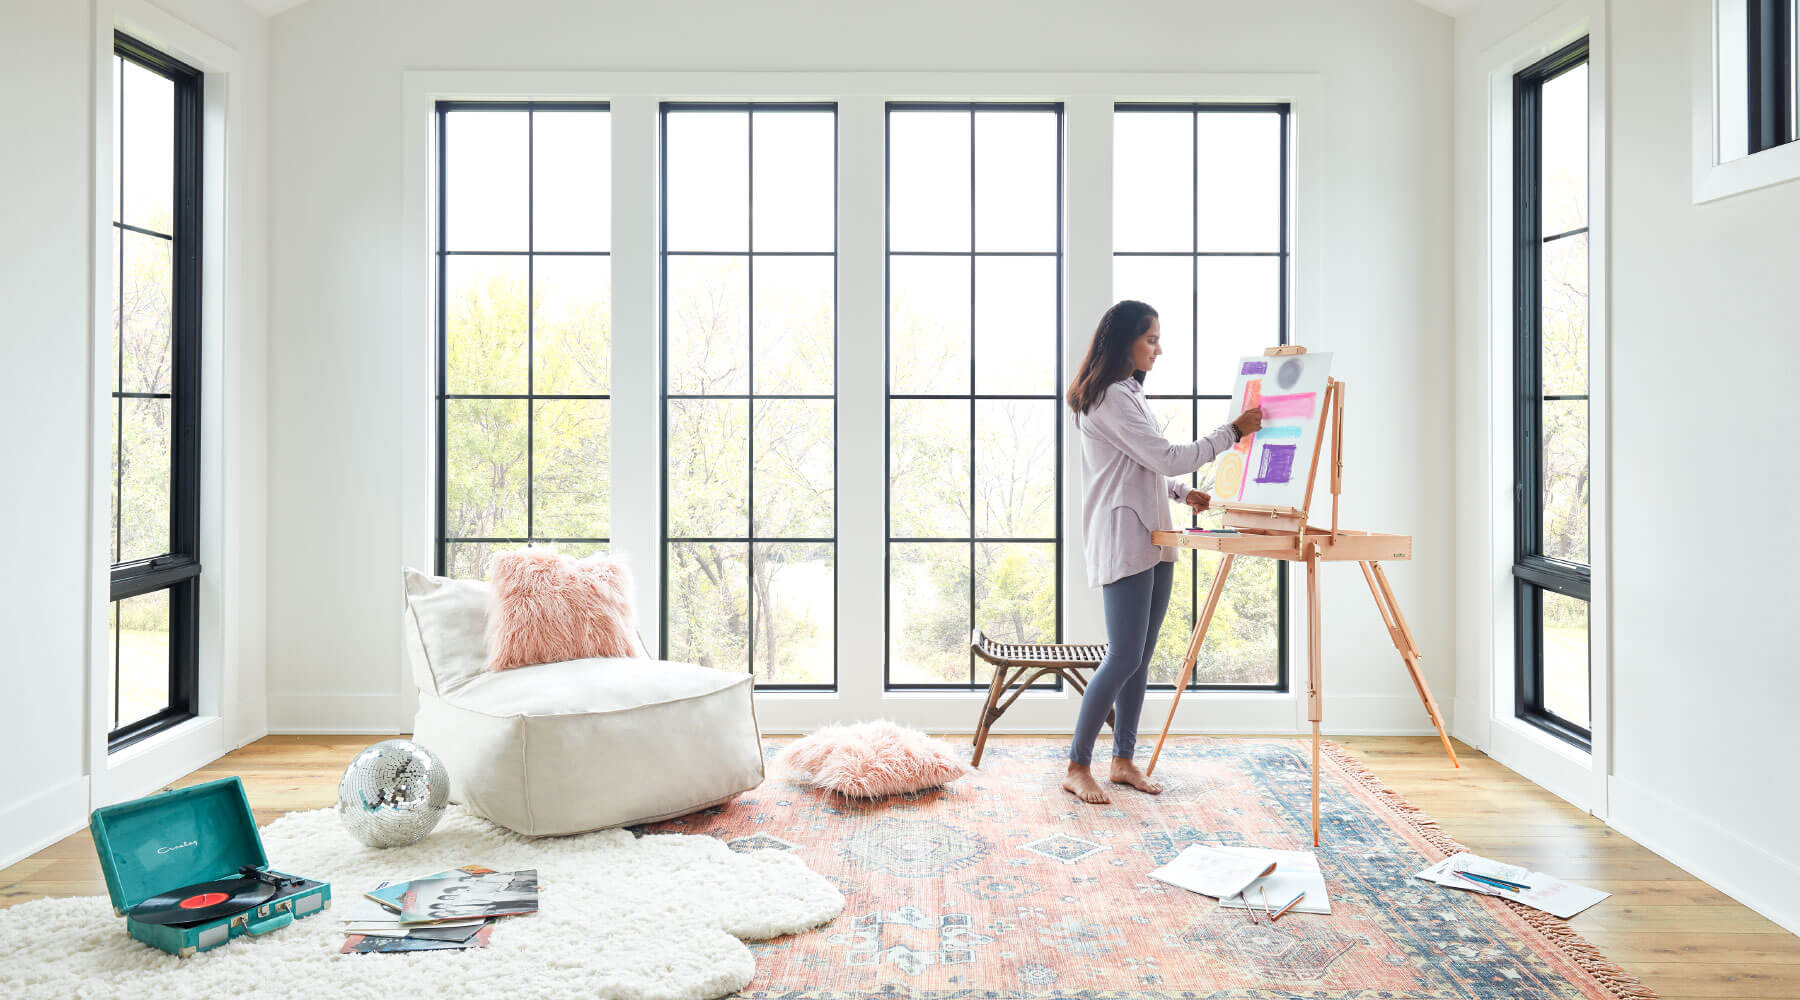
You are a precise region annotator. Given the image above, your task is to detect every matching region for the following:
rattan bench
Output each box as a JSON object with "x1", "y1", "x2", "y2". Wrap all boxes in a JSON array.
[{"x1": 969, "y1": 629, "x2": 1113, "y2": 768}]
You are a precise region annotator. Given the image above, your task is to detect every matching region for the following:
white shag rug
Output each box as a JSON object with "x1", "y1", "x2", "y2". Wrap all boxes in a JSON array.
[{"x1": 0, "y1": 806, "x2": 843, "y2": 1000}]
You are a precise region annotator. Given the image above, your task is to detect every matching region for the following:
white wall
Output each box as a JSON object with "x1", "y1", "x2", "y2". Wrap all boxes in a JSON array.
[
  {"x1": 0, "y1": 0, "x2": 98, "y2": 871},
  {"x1": 265, "y1": 0, "x2": 1459, "y2": 738},
  {"x1": 1452, "y1": 0, "x2": 1800, "y2": 934},
  {"x1": 1605, "y1": 0, "x2": 1800, "y2": 936},
  {"x1": 0, "y1": 0, "x2": 271, "y2": 868}
]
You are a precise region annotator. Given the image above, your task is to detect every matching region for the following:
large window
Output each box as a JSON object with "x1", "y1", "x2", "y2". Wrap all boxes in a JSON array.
[
  {"x1": 1112, "y1": 105, "x2": 1290, "y2": 691},
  {"x1": 660, "y1": 104, "x2": 838, "y2": 688},
  {"x1": 885, "y1": 104, "x2": 1063, "y2": 689},
  {"x1": 436, "y1": 103, "x2": 613, "y2": 579},
  {"x1": 107, "y1": 34, "x2": 202, "y2": 750},
  {"x1": 1514, "y1": 40, "x2": 1591, "y2": 748}
]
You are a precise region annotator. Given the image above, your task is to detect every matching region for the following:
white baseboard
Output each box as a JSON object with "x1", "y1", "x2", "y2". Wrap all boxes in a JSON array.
[
  {"x1": 1316, "y1": 692, "x2": 1442, "y2": 735},
  {"x1": 0, "y1": 776, "x2": 90, "y2": 871},
  {"x1": 1609, "y1": 774, "x2": 1800, "y2": 937},
  {"x1": 267, "y1": 693, "x2": 406, "y2": 734},
  {"x1": 1483, "y1": 715, "x2": 1596, "y2": 813},
  {"x1": 1451, "y1": 694, "x2": 1490, "y2": 751}
]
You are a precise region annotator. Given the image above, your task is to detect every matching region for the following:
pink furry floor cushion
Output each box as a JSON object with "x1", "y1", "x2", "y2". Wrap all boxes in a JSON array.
[
  {"x1": 486, "y1": 548, "x2": 639, "y2": 671},
  {"x1": 775, "y1": 720, "x2": 969, "y2": 798}
]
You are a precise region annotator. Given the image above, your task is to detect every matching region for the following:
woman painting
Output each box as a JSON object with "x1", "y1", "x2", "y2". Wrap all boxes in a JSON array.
[{"x1": 1062, "y1": 300, "x2": 1261, "y2": 804}]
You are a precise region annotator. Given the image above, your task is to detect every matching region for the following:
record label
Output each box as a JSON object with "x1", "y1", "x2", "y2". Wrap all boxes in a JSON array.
[{"x1": 180, "y1": 892, "x2": 230, "y2": 909}]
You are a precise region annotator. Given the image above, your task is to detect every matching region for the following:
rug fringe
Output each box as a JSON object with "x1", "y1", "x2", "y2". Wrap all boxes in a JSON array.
[{"x1": 1316, "y1": 740, "x2": 1662, "y2": 1000}]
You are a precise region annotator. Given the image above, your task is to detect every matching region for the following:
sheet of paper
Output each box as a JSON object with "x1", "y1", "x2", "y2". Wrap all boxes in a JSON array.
[
  {"x1": 1212, "y1": 846, "x2": 1331, "y2": 915},
  {"x1": 1417, "y1": 854, "x2": 1609, "y2": 919},
  {"x1": 1148, "y1": 845, "x2": 1277, "y2": 899}
]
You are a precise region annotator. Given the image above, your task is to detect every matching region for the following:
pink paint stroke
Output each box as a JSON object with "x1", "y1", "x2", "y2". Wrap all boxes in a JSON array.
[{"x1": 1257, "y1": 392, "x2": 1317, "y2": 421}]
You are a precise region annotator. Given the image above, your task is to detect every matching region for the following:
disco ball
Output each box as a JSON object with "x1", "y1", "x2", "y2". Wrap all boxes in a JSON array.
[{"x1": 336, "y1": 739, "x2": 450, "y2": 848}]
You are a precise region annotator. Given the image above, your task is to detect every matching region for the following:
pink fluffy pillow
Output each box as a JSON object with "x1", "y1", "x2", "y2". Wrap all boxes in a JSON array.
[
  {"x1": 775, "y1": 720, "x2": 969, "y2": 798},
  {"x1": 486, "y1": 549, "x2": 640, "y2": 671}
]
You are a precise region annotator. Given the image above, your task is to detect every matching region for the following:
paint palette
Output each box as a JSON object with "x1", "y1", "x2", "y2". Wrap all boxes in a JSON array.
[{"x1": 1217, "y1": 352, "x2": 1333, "y2": 509}]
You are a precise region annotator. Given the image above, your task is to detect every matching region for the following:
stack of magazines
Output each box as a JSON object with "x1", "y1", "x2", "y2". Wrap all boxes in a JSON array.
[{"x1": 339, "y1": 865, "x2": 539, "y2": 954}]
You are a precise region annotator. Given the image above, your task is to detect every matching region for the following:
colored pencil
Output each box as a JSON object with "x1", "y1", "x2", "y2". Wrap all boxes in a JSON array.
[
  {"x1": 1270, "y1": 891, "x2": 1306, "y2": 921},
  {"x1": 1456, "y1": 869, "x2": 1528, "y2": 890},
  {"x1": 1453, "y1": 870, "x2": 1523, "y2": 892}
]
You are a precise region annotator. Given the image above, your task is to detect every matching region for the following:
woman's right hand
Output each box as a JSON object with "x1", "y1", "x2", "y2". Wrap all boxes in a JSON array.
[{"x1": 1232, "y1": 407, "x2": 1264, "y2": 436}]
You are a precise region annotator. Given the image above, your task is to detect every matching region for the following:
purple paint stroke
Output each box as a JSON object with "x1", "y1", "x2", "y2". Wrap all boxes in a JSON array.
[
  {"x1": 1255, "y1": 444, "x2": 1297, "y2": 484},
  {"x1": 1258, "y1": 392, "x2": 1317, "y2": 420},
  {"x1": 1240, "y1": 360, "x2": 1268, "y2": 375}
]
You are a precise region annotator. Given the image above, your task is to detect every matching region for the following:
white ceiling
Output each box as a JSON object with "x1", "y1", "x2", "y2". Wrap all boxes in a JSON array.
[{"x1": 239, "y1": 0, "x2": 1485, "y2": 19}]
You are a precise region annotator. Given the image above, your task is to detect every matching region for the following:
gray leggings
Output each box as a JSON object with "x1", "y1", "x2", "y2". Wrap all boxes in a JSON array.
[{"x1": 1069, "y1": 560, "x2": 1174, "y2": 766}]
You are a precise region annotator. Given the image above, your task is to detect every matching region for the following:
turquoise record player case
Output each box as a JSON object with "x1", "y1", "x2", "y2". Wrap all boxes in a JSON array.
[{"x1": 89, "y1": 776, "x2": 331, "y2": 957}]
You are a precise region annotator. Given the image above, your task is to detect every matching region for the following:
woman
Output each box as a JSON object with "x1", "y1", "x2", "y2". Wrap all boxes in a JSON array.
[{"x1": 1063, "y1": 300, "x2": 1262, "y2": 804}]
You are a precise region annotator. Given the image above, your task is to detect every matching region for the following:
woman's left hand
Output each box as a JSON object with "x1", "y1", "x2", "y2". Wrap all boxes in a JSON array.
[{"x1": 1183, "y1": 490, "x2": 1211, "y2": 514}]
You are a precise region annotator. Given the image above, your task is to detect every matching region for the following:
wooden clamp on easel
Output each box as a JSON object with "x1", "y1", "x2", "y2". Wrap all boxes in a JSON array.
[{"x1": 1143, "y1": 346, "x2": 1458, "y2": 847}]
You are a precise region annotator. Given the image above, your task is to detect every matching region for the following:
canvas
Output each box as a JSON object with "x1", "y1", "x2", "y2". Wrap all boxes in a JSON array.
[{"x1": 1216, "y1": 351, "x2": 1333, "y2": 509}]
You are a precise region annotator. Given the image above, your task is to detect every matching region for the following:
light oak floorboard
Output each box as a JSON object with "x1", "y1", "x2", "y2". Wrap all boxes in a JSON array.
[{"x1": 1, "y1": 733, "x2": 1794, "y2": 999}]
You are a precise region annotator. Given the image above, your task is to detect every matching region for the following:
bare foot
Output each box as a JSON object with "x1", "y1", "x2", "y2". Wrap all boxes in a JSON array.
[
  {"x1": 1109, "y1": 757, "x2": 1162, "y2": 794},
  {"x1": 1062, "y1": 763, "x2": 1111, "y2": 804}
]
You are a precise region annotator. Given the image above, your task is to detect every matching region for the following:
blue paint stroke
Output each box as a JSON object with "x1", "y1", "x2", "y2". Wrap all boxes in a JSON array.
[{"x1": 1255, "y1": 425, "x2": 1303, "y2": 440}]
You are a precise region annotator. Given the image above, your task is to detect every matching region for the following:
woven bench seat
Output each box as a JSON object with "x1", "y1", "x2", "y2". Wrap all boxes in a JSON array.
[{"x1": 968, "y1": 629, "x2": 1113, "y2": 768}]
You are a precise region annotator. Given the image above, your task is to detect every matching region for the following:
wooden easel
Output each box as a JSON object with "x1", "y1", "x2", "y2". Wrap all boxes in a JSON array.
[{"x1": 1143, "y1": 345, "x2": 1458, "y2": 847}]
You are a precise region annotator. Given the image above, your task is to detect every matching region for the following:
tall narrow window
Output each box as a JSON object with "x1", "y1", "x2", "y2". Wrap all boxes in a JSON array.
[
  {"x1": 1514, "y1": 39, "x2": 1591, "y2": 748},
  {"x1": 108, "y1": 34, "x2": 202, "y2": 750},
  {"x1": 661, "y1": 104, "x2": 837, "y2": 688},
  {"x1": 436, "y1": 103, "x2": 613, "y2": 579},
  {"x1": 886, "y1": 104, "x2": 1063, "y2": 688},
  {"x1": 1112, "y1": 104, "x2": 1290, "y2": 691}
]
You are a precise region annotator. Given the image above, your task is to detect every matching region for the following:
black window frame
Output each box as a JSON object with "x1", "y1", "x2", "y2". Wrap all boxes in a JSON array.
[
  {"x1": 1115, "y1": 102, "x2": 1292, "y2": 695},
  {"x1": 433, "y1": 101, "x2": 615, "y2": 578},
  {"x1": 1513, "y1": 37, "x2": 1592, "y2": 751},
  {"x1": 882, "y1": 101, "x2": 1066, "y2": 692},
  {"x1": 657, "y1": 102, "x2": 840, "y2": 692},
  {"x1": 1746, "y1": 0, "x2": 1797, "y2": 155},
  {"x1": 108, "y1": 32, "x2": 203, "y2": 753}
]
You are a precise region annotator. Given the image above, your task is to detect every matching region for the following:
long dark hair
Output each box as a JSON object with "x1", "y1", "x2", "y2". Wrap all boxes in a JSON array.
[{"x1": 1067, "y1": 300, "x2": 1157, "y2": 414}]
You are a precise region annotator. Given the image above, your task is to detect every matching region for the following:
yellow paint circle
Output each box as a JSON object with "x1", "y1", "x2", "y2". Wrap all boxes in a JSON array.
[{"x1": 1215, "y1": 451, "x2": 1245, "y2": 499}]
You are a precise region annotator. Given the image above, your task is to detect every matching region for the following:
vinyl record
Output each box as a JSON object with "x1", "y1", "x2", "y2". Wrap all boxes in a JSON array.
[{"x1": 132, "y1": 875, "x2": 277, "y2": 926}]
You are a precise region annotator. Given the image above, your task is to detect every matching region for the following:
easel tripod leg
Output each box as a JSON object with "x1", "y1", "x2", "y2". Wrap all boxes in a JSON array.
[
  {"x1": 1306, "y1": 545, "x2": 1323, "y2": 847},
  {"x1": 1359, "y1": 561, "x2": 1460, "y2": 769},
  {"x1": 1148, "y1": 554, "x2": 1235, "y2": 777}
]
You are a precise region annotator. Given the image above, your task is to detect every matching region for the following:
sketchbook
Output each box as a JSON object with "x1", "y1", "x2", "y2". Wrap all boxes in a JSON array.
[
  {"x1": 1148, "y1": 845, "x2": 1278, "y2": 900},
  {"x1": 1210, "y1": 846, "x2": 1333, "y2": 915}
]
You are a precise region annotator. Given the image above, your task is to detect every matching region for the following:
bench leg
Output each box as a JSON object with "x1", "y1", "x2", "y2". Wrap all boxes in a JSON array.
[{"x1": 971, "y1": 664, "x2": 1011, "y2": 768}]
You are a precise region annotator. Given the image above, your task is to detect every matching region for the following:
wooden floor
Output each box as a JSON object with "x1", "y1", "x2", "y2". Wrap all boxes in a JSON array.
[{"x1": 3, "y1": 734, "x2": 1793, "y2": 998}]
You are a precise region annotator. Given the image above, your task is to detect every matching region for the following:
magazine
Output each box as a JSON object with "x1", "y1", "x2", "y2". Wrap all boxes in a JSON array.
[
  {"x1": 364, "y1": 865, "x2": 497, "y2": 913},
  {"x1": 341, "y1": 923, "x2": 495, "y2": 954},
  {"x1": 398, "y1": 869, "x2": 539, "y2": 924}
]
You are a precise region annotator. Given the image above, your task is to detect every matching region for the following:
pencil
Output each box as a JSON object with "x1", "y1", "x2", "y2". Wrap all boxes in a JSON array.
[{"x1": 1270, "y1": 891, "x2": 1306, "y2": 921}]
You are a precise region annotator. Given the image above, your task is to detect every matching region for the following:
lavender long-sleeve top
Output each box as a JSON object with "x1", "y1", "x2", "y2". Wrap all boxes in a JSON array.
[{"x1": 1075, "y1": 377, "x2": 1240, "y2": 588}]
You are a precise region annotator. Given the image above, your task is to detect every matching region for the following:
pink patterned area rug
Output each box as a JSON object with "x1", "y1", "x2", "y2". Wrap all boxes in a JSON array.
[{"x1": 646, "y1": 737, "x2": 1656, "y2": 1000}]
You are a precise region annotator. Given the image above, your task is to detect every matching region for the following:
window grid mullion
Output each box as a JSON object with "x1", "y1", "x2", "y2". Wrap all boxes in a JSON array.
[{"x1": 526, "y1": 109, "x2": 535, "y2": 545}]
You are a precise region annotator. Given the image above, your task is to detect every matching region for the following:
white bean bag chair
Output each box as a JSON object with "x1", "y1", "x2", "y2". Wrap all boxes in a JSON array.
[{"x1": 401, "y1": 569, "x2": 765, "y2": 836}]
